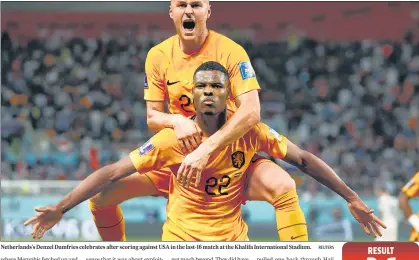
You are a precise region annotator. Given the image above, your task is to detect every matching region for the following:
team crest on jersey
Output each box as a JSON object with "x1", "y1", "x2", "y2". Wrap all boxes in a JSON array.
[
  {"x1": 238, "y1": 61, "x2": 255, "y2": 80},
  {"x1": 269, "y1": 127, "x2": 282, "y2": 141},
  {"x1": 231, "y1": 151, "x2": 245, "y2": 169},
  {"x1": 144, "y1": 74, "x2": 148, "y2": 89},
  {"x1": 138, "y1": 140, "x2": 154, "y2": 156}
]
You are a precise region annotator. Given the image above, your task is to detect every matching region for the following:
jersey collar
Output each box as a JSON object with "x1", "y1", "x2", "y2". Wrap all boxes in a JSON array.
[{"x1": 176, "y1": 30, "x2": 213, "y2": 59}]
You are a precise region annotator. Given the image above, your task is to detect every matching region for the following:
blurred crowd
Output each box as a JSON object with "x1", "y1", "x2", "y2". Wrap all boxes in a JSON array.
[{"x1": 1, "y1": 30, "x2": 418, "y2": 196}]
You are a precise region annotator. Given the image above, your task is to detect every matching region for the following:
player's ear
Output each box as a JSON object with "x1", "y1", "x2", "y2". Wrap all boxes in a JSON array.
[
  {"x1": 207, "y1": 4, "x2": 211, "y2": 19},
  {"x1": 169, "y1": 6, "x2": 173, "y2": 19}
]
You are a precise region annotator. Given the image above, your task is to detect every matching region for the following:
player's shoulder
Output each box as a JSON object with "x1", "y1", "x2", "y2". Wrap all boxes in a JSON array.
[
  {"x1": 211, "y1": 30, "x2": 238, "y2": 45},
  {"x1": 249, "y1": 123, "x2": 286, "y2": 141},
  {"x1": 243, "y1": 122, "x2": 268, "y2": 139},
  {"x1": 250, "y1": 122, "x2": 273, "y2": 135},
  {"x1": 151, "y1": 128, "x2": 178, "y2": 149},
  {"x1": 211, "y1": 30, "x2": 247, "y2": 53},
  {"x1": 154, "y1": 128, "x2": 176, "y2": 140},
  {"x1": 147, "y1": 35, "x2": 177, "y2": 59}
]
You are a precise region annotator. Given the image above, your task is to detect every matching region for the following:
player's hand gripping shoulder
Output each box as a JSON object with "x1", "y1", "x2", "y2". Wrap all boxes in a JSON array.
[
  {"x1": 171, "y1": 114, "x2": 203, "y2": 154},
  {"x1": 171, "y1": 116, "x2": 209, "y2": 188},
  {"x1": 176, "y1": 144, "x2": 210, "y2": 188},
  {"x1": 177, "y1": 91, "x2": 261, "y2": 189}
]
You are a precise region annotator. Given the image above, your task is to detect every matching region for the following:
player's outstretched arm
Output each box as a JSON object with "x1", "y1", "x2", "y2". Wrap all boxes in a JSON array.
[
  {"x1": 23, "y1": 157, "x2": 137, "y2": 239},
  {"x1": 399, "y1": 185, "x2": 419, "y2": 232},
  {"x1": 284, "y1": 141, "x2": 358, "y2": 202},
  {"x1": 282, "y1": 140, "x2": 386, "y2": 237}
]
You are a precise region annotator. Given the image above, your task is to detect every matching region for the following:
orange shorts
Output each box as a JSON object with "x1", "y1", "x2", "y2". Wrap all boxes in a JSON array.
[{"x1": 143, "y1": 154, "x2": 271, "y2": 201}]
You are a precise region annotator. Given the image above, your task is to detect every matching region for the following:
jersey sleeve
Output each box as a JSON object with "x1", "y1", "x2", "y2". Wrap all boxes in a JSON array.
[
  {"x1": 250, "y1": 123, "x2": 288, "y2": 159},
  {"x1": 227, "y1": 44, "x2": 261, "y2": 99},
  {"x1": 402, "y1": 172, "x2": 419, "y2": 198},
  {"x1": 129, "y1": 129, "x2": 184, "y2": 174},
  {"x1": 144, "y1": 47, "x2": 166, "y2": 101}
]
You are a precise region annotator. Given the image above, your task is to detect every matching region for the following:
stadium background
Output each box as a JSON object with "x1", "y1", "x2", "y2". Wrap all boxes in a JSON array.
[{"x1": 1, "y1": 1, "x2": 419, "y2": 241}]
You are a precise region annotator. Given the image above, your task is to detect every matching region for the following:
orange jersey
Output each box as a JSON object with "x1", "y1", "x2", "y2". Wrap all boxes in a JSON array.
[
  {"x1": 144, "y1": 30, "x2": 261, "y2": 117},
  {"x1": 402, "y1": 172, "x2": 419, "y2": 199},
  {"x1": 129, "y1": 123, "x2": 288, "y2": 241},
  {"x1": 402, "y1": 172, "x2": 419, "y2": 241}
]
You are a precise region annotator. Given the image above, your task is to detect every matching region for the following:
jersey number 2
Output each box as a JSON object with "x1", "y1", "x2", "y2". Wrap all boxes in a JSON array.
[
  {"x1": 205, "y1": 175, "x2": 231, "y2": 196},
  {"x1": 179, "y1": 95, "x2": 193, "y2": 113}
]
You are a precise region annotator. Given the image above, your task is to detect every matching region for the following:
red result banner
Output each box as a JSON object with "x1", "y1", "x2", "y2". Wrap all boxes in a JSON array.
[{"x1": 342, "y1": 242, "x2": 419, "y2": 260}]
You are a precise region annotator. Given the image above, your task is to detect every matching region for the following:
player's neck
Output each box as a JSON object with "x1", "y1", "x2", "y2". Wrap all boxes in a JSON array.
[
  {"x1": 179, "y1": 28, "x2": 209, "y2": 54},
  {"x1": 195, "y1": 110, "x2": 227, "y2": 137}
]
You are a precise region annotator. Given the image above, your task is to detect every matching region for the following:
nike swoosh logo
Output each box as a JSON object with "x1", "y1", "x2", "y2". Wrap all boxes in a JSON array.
[
  {"x1": 291, "y1": 234, "x2": 307, "y2": 240},
  {"x1": 167, "y1": 80, "x2": 180, "y2": 86}
]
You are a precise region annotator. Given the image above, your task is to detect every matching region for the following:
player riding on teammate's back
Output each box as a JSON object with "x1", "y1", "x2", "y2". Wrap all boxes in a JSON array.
[
  {"x1": 89, "y1": 0, "x2": 311, "y2": 241},
  {"x1": 87, "y1": 0, "x2": 385, "y2": 241},
  {"x1": 23, "y1": 62, "x2": 290, "y2": 241},
  {"x1": 24, "y1": 62, "x2": 385, "y2": 241}
]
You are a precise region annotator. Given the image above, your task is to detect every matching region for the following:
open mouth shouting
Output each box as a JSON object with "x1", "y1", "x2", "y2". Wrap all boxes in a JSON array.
[{"x1": 182, "y1": 19, "x2": 196, "y2": 34}]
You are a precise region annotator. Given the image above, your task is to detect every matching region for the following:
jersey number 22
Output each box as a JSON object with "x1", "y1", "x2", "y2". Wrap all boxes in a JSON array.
[{"x1": 205, "y1": 175, "x2": 231, "y2": 196}]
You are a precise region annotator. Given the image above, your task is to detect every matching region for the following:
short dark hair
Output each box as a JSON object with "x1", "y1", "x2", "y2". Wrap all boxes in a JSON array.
[{"x1": 194, "y1": 61, "x2": 229, "y2": 79}]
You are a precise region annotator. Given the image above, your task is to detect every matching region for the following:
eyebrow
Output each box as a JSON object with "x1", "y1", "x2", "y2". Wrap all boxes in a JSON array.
[
  {"x1": 194, "y1": 81, "x2": 225, "y2": 86},
  {"x1": 177, "y1": 0, "x2": 203, "y2": 5}
]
